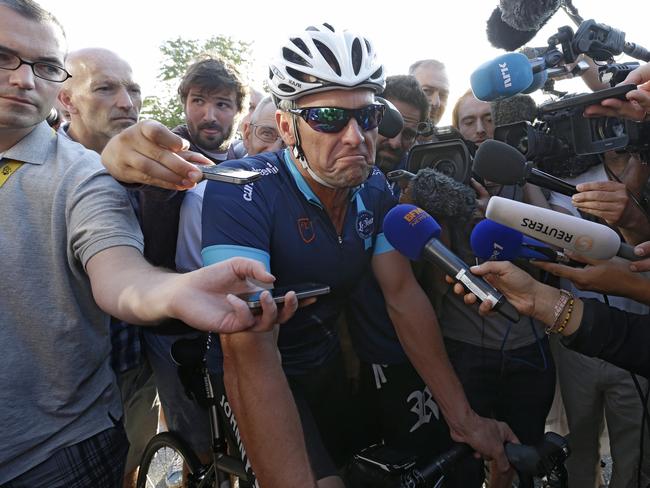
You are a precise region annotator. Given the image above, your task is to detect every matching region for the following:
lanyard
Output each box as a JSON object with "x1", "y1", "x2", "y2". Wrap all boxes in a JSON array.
[{"x1": 0, "y1": 160, "x2": 23, "y2": 188}]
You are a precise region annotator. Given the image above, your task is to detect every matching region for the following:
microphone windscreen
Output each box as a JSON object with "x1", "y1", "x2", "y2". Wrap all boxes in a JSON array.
[
  {"x1": 486, "y1": 196, "x2": 623, "y2": 259},
  {"x1": 473, "y1": 139, "x2": 527, "y2": 184},
  {"x1": 500, "y1": 0, "x2": 562, "y2": 32},
  {"x1": 486, "y1": 7, "x2": 538, "y2": 51},
  {"x1": 411, "y1": 168, "x2": 477, "y2": 221},
  {"x1": 377, "y1": 97, "x2": 403, "y2": 139},
  {"x1": 383, "y1": 204, "x2": 441, "y2": 261},
  {"x1": 471, "y1": 52, "x2": 534, "y2": 102},
  {"x1": 471, "y1": 219, "x2": 523, "y2": 260},
  {"x1": 491, "y1": 94, "x2": 537, "y2": 126}
]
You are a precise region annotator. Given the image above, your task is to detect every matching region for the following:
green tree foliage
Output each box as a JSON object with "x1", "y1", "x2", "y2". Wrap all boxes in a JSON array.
[{"x1": 141, "y1": 36, "x2": 252, "y2": 128}]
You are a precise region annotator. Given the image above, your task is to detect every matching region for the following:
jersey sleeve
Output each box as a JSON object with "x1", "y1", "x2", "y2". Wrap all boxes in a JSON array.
[{"x1": 201, "y1": 174, "x2": 273, "y2": 270}]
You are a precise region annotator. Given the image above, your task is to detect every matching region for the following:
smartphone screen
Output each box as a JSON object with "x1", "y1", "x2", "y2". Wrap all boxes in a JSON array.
[
  {"x1": 200, "y1": 166, "x2": 262, "y2": 184},
  {"x1": 239, "y1": 283, "x2": 330, "y2": 309}
]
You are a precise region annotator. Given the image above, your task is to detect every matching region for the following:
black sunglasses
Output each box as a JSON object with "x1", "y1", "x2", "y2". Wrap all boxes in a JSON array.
[{"x1": 286, "y1": 103, "x2": 385, "y2": 134}]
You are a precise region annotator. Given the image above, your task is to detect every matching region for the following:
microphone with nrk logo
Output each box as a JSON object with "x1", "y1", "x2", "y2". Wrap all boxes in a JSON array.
[
  {"x1": 383, "y1": 204, "x2": 520, "y2": 322},
  {"x1": 470, "y1": 219, "x2": 578, "y2": 265},
  {"x1": 485, "y1": 196, "x2": 641, "y2": 261}
]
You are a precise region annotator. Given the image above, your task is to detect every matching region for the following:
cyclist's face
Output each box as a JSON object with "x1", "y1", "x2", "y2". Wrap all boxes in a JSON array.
[{"x1": 281, "y1": 88, "x2": 378, "y2": 188}]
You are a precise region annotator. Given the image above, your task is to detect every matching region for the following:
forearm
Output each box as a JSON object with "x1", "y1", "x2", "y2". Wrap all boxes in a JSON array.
[
  {"x1": 522, "y1": 183, "x2": 550, "y2": 209},
  {"x1": 221, "y1": 332, "x2": 316, "y2": 488},
  {"x1": 386, "y1": 291, "x2": 477, "y2": 437},
  {"x1": 87, "y1": 246, "x2": 178, "y2": 324}
]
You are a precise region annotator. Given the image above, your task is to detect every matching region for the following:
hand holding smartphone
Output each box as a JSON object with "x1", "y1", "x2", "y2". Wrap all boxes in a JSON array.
[
  {"x1": 199, "y1": 165, "x2": 261, "y2": 184},
  {"x1": 238, "y1": 283, "x2": 330, "y2": 313}
]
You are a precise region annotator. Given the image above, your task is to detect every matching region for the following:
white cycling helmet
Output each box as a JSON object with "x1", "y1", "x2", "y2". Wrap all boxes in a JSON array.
[{"x1": 268, "y1": 23, "x2": 385, "y2": 100}]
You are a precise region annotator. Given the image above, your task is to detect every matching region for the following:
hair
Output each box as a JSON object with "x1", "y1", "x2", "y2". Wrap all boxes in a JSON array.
[
  {"x1": 451, "y1": 89, "x2": 476, "y2": 129},
  {"x1": 250, "y1": 96, "x2": 276, "y2": 123},
  {"x1": 177, "y1": 56, "x2": 247, "y2": 114},
  {"x1": 0, "y1": 0, "x2": 66, "y2": 38},
  {"x1": 379, "y1": 75, "x2": 429, "y2": 123},
  {"x1": 408, "y1": 58, "x2": 446, "y2": 76}
]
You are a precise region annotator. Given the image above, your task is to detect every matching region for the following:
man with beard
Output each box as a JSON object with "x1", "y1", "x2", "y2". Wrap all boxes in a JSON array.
[
  {"x1": 173, "y1": 57, "x2": 246, "y2": 163},
  {"x1": 374, "y1": 75, "x2": 428, "y2": 178},
  {"x1": 409, "y1": 59, "x2": 449, "y2": 126}
]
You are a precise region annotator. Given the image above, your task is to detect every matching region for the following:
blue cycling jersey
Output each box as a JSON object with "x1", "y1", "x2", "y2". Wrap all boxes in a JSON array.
[{"x1": 201, "y1": 149, "x2": 395, "y2": 374}]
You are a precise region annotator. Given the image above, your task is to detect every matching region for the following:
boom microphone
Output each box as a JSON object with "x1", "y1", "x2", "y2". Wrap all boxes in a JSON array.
[
  {"x1": 383, "y1": 204, "x2": 520, "y2": 322},
  {"x1": 474, "y1": 139, "x2": 577, "y2": 196},
  {"x1": 471, "y1": 219, "x2": 576, "y2": 264},
  {"x1": 485, "y1": 196, "x2": 641, "y2": 260},
  {"x1": 486, "y1": 0, "x2": 562, "y2": 51}
]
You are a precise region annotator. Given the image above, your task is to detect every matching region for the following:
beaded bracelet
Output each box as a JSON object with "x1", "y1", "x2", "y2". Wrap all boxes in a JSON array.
[
  {"x1": 545, "y1": 290, "x2": 572, "y2": 335},
  {"x1": 554, "y1": 297, "x2": 575, "y2": 335}
]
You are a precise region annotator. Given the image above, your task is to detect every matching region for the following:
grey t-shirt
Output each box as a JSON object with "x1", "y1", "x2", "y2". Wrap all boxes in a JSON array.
[{"x1": 0, "y1": 122, "x2": 144, "y2": 482}]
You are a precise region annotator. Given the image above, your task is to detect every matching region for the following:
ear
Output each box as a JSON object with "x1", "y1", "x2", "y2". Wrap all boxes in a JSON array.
[
  {"x1": 276, "y1": 110, "x2": 296, "y2": 146},
  {"x1": 57, "y1": 89, "x2": 78, "y2": 115}
]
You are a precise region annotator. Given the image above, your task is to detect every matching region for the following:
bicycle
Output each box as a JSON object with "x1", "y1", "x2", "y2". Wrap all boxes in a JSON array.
[
  {"x1": 136, "y1": 334, "x2": 252, "y2": 488},
  {"x1": 350, "y1": 431, "x2": 570, "y2": 488}
]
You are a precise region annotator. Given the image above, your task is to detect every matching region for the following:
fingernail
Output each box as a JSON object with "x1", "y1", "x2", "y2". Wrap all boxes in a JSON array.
[
  {"x1": 188, "y1": 170, "x2": 202, "y2": 181},
  {"x1": 630, "y1": 264, "x2": 638, "y2": 272},
  {"x1": 180, "y1": 179, "x2": 194, "y2": 187},
  {"x1": 635, "y1": 247, "x2": 645, "y2": 256}
]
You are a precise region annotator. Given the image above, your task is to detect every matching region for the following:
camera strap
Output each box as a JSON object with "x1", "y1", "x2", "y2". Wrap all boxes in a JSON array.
[{"x1": 0, "y1": 159, "x2": 23, "y2": 189}]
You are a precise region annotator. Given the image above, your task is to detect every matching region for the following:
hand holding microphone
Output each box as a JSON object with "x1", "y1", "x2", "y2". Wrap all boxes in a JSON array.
[{"x1": 383, "y1": 204, "x2": 520, "y2": 322}]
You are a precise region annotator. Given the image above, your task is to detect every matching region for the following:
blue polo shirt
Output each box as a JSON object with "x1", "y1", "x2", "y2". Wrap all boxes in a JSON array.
[{"x1": 201, "y1": 149, "x2": 395, "y2": 374}]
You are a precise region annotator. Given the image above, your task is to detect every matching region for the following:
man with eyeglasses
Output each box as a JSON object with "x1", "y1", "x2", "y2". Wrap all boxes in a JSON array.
[
  {"x1": 0, "y1": 1, "x2": 296, "y2": 486},
  {"x1": 241, "y1": 95, "x2": 285, "y2": 156},
  {"x1": 104, "y1": 24, "x2": 518, "y2": 487}
]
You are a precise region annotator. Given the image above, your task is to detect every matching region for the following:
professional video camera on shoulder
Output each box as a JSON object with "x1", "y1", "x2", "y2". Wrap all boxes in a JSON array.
[
  {"x1": 405, "y1": 125, "x2": 475, "y2": 185},
  {"x1": 494, "y1": 85, "x2": 650, "y2": 170}
]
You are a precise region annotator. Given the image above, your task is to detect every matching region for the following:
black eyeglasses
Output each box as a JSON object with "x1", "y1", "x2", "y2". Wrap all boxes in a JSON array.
[
  {"x1": 286, "y1": 103, "x2": 385, "y2": 134},
  {"x1": 250, "y1": 123, "x2": 282, "y2": 144},
  {"x1": 0, "y1": 50, "x2": 71, "y2": 83}
]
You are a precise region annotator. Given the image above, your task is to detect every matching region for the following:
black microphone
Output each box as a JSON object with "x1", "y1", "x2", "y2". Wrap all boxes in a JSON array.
[
  {"x1": 474, "y1": 139, "x2": 577, "y2": 196},
  {"x1": 384, "y1": 204, "x2": 520, "y2": 322},
  {"x1": 491, "y1": 94, "x2": 538, "y2": 127},
  {"x1": 486, "y1": 0, "x2": 562, "y2": 51},
  {"x1": 377, "y1": 97, "x2": 403, "y2": 139},
  {"x1": 410, "y1": 168, "x2": 477, "y2": 221}
]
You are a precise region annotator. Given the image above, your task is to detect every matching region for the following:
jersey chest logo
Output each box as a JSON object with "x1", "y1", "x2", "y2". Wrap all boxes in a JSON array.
[
  {"x1": 297, "y1": 218, "x2": 316, "y2": 243},
  {"x1": 355, "y1": 210, "x2": 374, "y2": 240}
]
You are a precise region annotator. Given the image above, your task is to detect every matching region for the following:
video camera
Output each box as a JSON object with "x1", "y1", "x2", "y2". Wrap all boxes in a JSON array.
[
  {"x1": 406, "y1": 125, "x2": 475, "y2": 184},
  {"x1": 494, "y1": 84, "x2": 650, "y2": 172}
]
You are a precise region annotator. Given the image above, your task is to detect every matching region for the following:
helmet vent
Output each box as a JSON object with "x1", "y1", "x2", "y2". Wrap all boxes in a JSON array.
[
  {"x1": 277, "y1": 83, "x2": 296, "y2": 94},
  {"x1": 313, "y1": 39, "x2": 341, "y2": 76},
  {"x1": 290, "y1": 38, "x2": 311, "y2": 57},
  {"x1": 351, "y1": 38, "x2": 362, "y2": 75},
  {"x1": 370, "y1": 66, "x2": 383, "y2": 80},
  {"x1": 322, "y1": 23, "x2": 335, "y2": 32},
  {"x1": 283, "y1": 47, "x2": 312, "y2": 68},
  {"x1": 286, "y1": 66, "x2": 317, "y2": 84}
]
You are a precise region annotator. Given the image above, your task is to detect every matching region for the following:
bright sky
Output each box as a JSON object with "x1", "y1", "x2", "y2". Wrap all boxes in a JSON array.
[{"x1": 39, "y1": 0, "x2": 645, "y2": 125}]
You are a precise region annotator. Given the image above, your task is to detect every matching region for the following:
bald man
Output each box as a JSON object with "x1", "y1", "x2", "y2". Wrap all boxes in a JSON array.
[
  {"x1": 241, "y1": 96, "x2": 285, "y2": 156},
  {"x1": 57, "y1": 48, "x2": 154, "y2": 488},
  {"x1": 58, "y1": 48, "x2": 141, "y2": 153}
]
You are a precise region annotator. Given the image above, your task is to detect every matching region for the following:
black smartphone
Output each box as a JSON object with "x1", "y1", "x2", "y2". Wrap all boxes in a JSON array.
[
  {"x1": 239, "y1": 283, "x2": 330, "y2": 310},
  {"x1": 540, "y1": 84, "x2": 636, "y2": 114},
  {"x1": 353, "y1": 443, "x2": 416, "y2": 473},
  {"x1": 386, "y1": 169, "x2": 416, "y2": 183},
  {"x1": 200, "y1": 165, "x2": 262, "y2": 184}
]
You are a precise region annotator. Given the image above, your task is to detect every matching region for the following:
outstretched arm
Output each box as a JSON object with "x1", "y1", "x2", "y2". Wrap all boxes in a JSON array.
[{"x1": 87, "y1": 246, "x2": 297, "y2": 333}]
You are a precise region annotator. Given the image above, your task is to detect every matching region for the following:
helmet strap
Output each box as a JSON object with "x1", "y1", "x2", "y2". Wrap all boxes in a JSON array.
[{"x1": 290, "y1": 116, "x2": 336, "y2": 189}]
